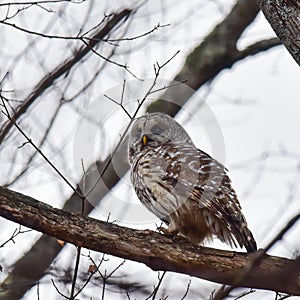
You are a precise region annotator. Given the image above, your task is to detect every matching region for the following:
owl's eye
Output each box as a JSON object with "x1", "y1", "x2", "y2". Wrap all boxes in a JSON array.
[{"x1": 150, "y1": 125, "x2": 165, "y2": 135}]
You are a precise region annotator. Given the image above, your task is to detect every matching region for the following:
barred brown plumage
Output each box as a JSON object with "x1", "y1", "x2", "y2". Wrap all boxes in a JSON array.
[{"x1": 128, "y1": 112, "x2": 257, "y2": 252}]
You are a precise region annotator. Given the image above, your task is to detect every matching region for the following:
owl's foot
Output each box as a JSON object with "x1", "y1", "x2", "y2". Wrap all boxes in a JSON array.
[
  {"x1": 157, "y1": 225, "x2": 183, "y2": 241},
  {"x1": 159, "y1": 229, "x2": 177, "y2": 241},
  {"x1": 157, "y1": 223, "x2": 178, "y2": 234},
  {"x1": 157, "y1": 226, "x2": 172, "y2": 235},
  {"x1": 157, "y1": 227, "x2": 188, "y2": 244}
]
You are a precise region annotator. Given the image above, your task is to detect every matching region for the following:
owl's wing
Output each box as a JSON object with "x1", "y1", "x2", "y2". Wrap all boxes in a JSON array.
[{"x1": 170, "y1": 147, "x2": 256, "y2": 251}]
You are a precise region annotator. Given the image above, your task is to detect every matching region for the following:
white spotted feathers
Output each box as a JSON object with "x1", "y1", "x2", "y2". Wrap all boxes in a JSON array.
[{"x1": 128, "y1": 112, "x2": 257, "y2": 252}]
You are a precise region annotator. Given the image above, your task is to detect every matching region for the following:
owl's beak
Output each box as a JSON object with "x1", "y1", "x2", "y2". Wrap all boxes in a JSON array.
[{"x1": 142, "y1": 135, "x2": 147, "y2": 145}]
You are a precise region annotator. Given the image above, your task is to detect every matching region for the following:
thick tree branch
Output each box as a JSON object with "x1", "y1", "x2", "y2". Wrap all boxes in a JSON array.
[
  {"x1": 0, "y1": 186, "x2": 299, "y2": 296},
  {"x1": 0, "y1": 8, "x2": 132, "y2": 146},
  {"x1": 257, "y1": 0, "x2": 300, "y2": 65}
]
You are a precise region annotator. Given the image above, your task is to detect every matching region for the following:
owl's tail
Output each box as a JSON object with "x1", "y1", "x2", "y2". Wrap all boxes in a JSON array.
[{"x1": 240, "y1": 227, "x2": 257, "y2": 253}]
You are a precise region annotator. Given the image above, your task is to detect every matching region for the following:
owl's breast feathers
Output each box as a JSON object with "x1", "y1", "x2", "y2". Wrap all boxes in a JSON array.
[{"x1": 131, "y1": 143, "x2": 224, "y2": 201}]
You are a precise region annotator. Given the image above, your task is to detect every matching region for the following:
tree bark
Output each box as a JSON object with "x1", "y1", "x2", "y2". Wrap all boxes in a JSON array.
[
  {"x1": 0, "y1": 186, "x2": 299, "y2": 296},
  {"x1": 257, "y1": 0, "x2": 300, "y2": 65}
]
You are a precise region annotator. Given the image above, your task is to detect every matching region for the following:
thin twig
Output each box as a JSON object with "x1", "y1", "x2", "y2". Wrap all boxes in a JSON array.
[
  {"x1": 104, "y1": 79, "x2": 132, "y2": 119},
  {"x1": 51, "y1": 279, "x2": 69, "y2": 299},
  {"x1": 103, "y1": 23, "x2": 170, "y2": 42},
  {"x1": 72, "y1": 253, "x2": 101, "y2": 298},
  {"x1": 80, "y1": 39, "x2": 140, "y2": 80},
  {"x1": 69, "y1": 246, "x2": 82, "y2": 299},
  {"x1": 148, "y1": 271, "x2": 167, "y2": 300},
  {"x1": 37, "y1": 281, "x2": 40, "y2": 300},
  {"x1": 5, "y1": 103, "x2": 63, "y2": 187},
  {"x1": 1, "y1": 99, "x2": 81, "y2": 198},
  {"x1": 180, "y1": 279, "x2": 191, "y2": 300},
  {"x1": 0, "y1": 225, "x2": 31, "y2": 248},
  {"x1": 97, "y1": 256, "x2": 126, "y2": 300},
  {"x1": 234, "y1": 289, "x2": 256, "y2": 299},
  {"x1": 0, "y1": 0, "x2": 83, "y2": 7},
  {"x1": 148, "y1": 79, "x2": 187, "y2": 95}
]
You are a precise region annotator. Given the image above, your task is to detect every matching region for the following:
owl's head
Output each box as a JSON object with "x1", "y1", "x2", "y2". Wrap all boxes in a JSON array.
[{"x1": 128, "y1": 112, "x2": 194, "y2": 160}]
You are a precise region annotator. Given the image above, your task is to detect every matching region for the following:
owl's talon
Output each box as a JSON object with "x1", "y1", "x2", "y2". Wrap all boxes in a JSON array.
[
  {"x1": 158, "y1": 228, "x2": 187, "y2": 244},
  {"x1": 157, "y1": 226, "x2": 178, "y2": 235},
  {"x1": 157, "y1": 226, "x2": 182, "y2": 242},
  {"x1": 157, "y1": 226, "x2": 168, "y2": 234}
]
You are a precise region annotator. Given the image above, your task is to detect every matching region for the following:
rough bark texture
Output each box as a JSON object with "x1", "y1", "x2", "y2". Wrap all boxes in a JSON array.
[
  {"x1": 0, "y1": 186, "x2": 299, "y2": 296},
  {"x1": 257, "y1": 0, "x2": 300, "y2": 65}
]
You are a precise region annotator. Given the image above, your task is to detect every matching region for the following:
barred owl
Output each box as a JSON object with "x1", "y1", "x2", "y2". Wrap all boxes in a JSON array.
[{"x1": 128, "y1": 112, "x2": 257, "y2": 252}]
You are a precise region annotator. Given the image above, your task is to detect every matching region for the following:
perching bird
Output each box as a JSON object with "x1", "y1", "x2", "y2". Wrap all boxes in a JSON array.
[{"x1": 128, "y1": 112, "x2": 257, "y2": 252}]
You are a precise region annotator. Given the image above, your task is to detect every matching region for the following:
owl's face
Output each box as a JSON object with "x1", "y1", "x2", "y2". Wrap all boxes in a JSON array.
[{"x1": 128, "y1": 112, "x2": 194, "y2": 161}]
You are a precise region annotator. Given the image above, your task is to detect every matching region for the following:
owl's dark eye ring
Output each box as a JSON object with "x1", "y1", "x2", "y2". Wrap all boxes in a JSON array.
[
  {"x1": 134, "y1": 128, "x2": 142, "y2": 141},
  {"x1": 150, "y1": 125, "x2": 165, "y2": 135}
]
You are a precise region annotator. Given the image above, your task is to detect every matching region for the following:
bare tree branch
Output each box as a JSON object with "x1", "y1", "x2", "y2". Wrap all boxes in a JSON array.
[
  {"x1": 237, "y1": 37, "x2": 281, "y2": 60},
  {"x1": 257, "y1": 0, "x2": 300, "y2": 65},
  {"x1": 147, "y1": 0, "x2": 280, "y2": 115},
  {"x1": 0, "y1": 0, "x2": 78, "y2": 6},
  {"x1": 0, "y1": 8, "x2": 132, "y2": 146},
  {"x1": 0, "y1": 186, "x2": 299, "y2": 296}
]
